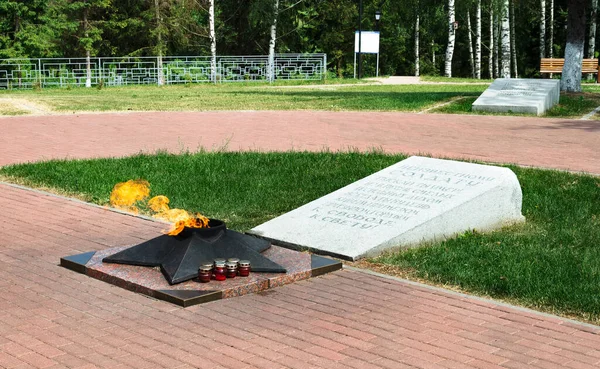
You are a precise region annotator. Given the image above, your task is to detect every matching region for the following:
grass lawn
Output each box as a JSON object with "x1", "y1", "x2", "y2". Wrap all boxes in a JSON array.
[
  {"x1": 0, "y1": 83, "x2": 486, "y2": 113},
  {"x1": 421, "y1": 76, "x2": 494, "y2": 83},
  {"x1": 1, "y1": 151, "x2": 599, "y2": 323}
]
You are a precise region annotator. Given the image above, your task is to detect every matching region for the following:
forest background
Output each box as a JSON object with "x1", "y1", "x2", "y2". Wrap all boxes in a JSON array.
[{"x1": 0, "y1": 0, "x2": 596, "y2": 80}]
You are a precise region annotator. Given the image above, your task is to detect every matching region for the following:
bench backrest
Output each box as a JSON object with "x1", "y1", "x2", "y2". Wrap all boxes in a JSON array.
[{"x1": 540, "y1": 58, "x2": 598, "y2": 73}]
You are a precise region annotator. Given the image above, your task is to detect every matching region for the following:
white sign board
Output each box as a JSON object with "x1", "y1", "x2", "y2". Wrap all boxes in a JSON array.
[
  {"x1": 250, "y1": 156, "x2": 525, "y2": 261},
  {"x1": 354, "y1": 31, "x2": 380, "y2": 54}
]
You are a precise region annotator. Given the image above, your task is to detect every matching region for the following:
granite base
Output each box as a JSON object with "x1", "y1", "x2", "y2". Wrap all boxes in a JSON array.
[{"x1": 61, "y1": 245, "x2": 342, "y2": 307}]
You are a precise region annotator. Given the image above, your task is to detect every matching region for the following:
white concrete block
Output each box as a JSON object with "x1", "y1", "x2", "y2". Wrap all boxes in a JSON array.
[{"x1": 249, "y1": 156, "x2": 525, "y2": 260}]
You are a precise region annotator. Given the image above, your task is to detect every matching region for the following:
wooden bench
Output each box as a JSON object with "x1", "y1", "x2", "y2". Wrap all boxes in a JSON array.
[{"x1": 540, "y1": 58, "x2": 599, "y2": 82}]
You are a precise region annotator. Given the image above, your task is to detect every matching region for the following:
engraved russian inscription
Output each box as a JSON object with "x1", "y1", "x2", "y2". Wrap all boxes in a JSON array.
[{"x1": 305, "y1": 164, "x2": 499, "y2": 230}]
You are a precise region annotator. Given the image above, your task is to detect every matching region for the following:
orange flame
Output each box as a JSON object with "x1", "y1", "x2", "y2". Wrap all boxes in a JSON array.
[
  {"x1": 110, "y1": 180, "x2": 209, "y2": 236},
  {"x1": 109, "y1": 180, "x2": 150, "y2": 214},
  {"x1": 148, "y1": 195, "x2": 170, "y2": 213}
]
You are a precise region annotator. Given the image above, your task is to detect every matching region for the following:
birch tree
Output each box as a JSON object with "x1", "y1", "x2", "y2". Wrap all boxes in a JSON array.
[
  {"x1": 540, "y1": 0, "x2": 546, "y2": 59},
  {"x1": 510, "y1": 0, "x2": 517, "y2": 77},
  {"x1": 267, "y1": 0, "x2": 279, "y2": 82},
  {"x1": 415, "y1": 13, "x2": 420, "y2": 77},
  {"x1": 494, "y1": 8, "x2": 499, "y2": 77},
  {"x1": 154, "y1": 0, "x2": 164, "y2": 86},
  {"x1": 476, "y1": 0, "x2": 482, "y2": 79},
  {"x1": 467, "y1": 11, "x2": 475, "y2": 78},
  {"x1": 209, "y1": 0, "x2": 216, "y2": 83},
  {"x1": 62, "y1": 0, "x2": 110, "y2": 88},
  {"x1": 83, "y1": 6, "x2": 91, "y2": 87},
  {"x1": 588, "y1": 0, "x2": 597, "y2": 79},
  {"x1": 561, "y1": 0, "x2": 588, "y2": 92},
  {"x1": 500, "y1": 0, "x2": 510, "y2": 78},
  {"x1": 445, "y1": 0, "x2": 456, "y2": 77},
  {"x1": 489, "y1": 5, "x2": 494, "y2": 78}
]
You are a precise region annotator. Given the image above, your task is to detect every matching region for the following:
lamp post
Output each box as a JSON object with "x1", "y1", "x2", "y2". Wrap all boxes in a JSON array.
[
  {"x1": 357, "y1": 5, "x2": 382, "y2": 79},
  {"x1": 358, "y1": 0, "x2": 363, "y2": 79}
]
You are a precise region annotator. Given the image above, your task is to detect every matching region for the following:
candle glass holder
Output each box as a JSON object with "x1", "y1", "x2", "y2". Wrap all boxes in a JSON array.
[
  {"x1": 198, "y1": 262, "x2": 213, "y2": 283},
  {"x1": 225, "y1": 262, "x2": 238, "y2": 278},
  {"x1": 238, "y1": 260, "x2": 251, "y2": 277},
  {"x1": 213, "y1": 260, "x2": 227, "y2": 281}
]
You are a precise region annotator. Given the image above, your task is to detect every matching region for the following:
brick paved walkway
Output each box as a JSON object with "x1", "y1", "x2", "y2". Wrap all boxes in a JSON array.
[
  {"x1": 1, "y1": 184, "x2": 600, "y2": 369},
  {"x1": 1, "y1": 111, "x2": 600, "y2": 368},
  {"x1": 1, "y1": 111, "x2": 598, "y2": 173}
]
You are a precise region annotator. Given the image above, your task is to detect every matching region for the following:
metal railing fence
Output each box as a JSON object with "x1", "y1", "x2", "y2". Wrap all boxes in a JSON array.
[{"x1": 0, "y1": 54, "x2": 327, "y2": 89}]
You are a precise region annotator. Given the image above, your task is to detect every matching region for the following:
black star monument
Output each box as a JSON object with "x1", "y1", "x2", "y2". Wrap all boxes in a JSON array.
[{"x1": 103, "y1": 219, "x2": 286, "y2": 284}]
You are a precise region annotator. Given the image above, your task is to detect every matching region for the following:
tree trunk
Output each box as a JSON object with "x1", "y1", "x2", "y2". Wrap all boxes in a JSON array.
[
  {"x1": 445, "y1": 0, "x2": 456, "y2": 77},
  {"x1": 468, "y1": 11, "x2": 475, "y2": 78},
  {"x1": 415, "y1": 13, "x2": 420, "y2": 77},
  {"x1": 549, "y1": 0, "x2": 554, "y2": 58},
  {"x1": 510, "y1": 0, "x2": 517, "y2": 77},
  {"x1": 84, "y1": 7, "x2": 91, "y2": 88},
  {"x1": 494, "y1": 9, "x2": 499, "y2": 78},
  {"x1": 561, "y1": 0, "x2": 588, "y2": 92},
  {"x1": 268, "y1": 0, "x2": 279, "y2": 82},
  {"x1": 154, "y1": 0, "x2": 164, "y2": 86},
  {"x1": 476, "y1": 0, "x2": 482, "y2": 79},
  {"x1": 540, "y1": 0, "x2": 546, "y2": 59},
  {"x1": 489, "y1": 6, "x2": 494, "y2": 78},
  {"x1": 587, "y1": 0, "x2": 597, "y2": 79},
  {"x1": 209, "y1": 0, "x2": 217, "y2": 83},
  {"x1": 500, "y1": 0, "x2": 510, "y2": 78}
]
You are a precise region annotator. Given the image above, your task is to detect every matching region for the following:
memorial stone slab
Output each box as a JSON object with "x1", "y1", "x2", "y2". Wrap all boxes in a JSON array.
[
  {"x1": 249, "y1": 156, "x2": 525, "y2": 260},
  {"x1": 472, "y1": 78, "x2": 560, "y2": 115}
]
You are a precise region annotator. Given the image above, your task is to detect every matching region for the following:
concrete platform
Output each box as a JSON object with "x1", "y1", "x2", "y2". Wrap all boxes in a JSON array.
[{"x1": 61, "y1": 245, "x2": 341, "y2": 307}]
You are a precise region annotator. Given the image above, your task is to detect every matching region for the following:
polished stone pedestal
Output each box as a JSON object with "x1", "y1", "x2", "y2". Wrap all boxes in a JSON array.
[{"x1": 61, "y1": 244, "x2": 341, "y2": 307}]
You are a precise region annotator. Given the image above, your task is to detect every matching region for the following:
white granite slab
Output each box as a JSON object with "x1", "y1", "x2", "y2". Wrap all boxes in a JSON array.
[
  {"x1": 249, "y1": 156, "x2": 525, "y2": 260},
  {"x1": 472, "y1": 78, "x2": 560, "y2": 115}
]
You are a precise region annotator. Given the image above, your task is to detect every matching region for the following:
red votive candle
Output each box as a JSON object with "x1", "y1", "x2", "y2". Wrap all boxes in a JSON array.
[
  {"x1": 225, "y1": 262, "x2": 238, "y2": 278},
  {"x1": 213, "y1": 260, "x2": 227, "y2": 281},
  {"x1": 198, "y1": 263, "x2": 213, "y2": 283},
  {"x1": 238, "y1": 260, "x2": 251, "y2": 277}
]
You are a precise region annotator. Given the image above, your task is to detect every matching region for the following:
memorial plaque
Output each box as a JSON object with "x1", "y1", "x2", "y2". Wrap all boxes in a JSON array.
[
  {"x1": 472, "y1": 78, "x2": 560, "y2": 115},
  {"x1": 249, "y1": 156, "x2": 525, "y2": 260}
]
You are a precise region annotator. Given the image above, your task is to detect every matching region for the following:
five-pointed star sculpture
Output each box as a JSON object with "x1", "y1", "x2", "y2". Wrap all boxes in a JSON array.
[{"x1": 103, "y1": 220, "x2": 286, "y2": 284}]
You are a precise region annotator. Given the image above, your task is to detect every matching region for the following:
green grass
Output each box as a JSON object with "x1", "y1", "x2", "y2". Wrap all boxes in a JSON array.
[
  {"x1": 1, "y1": 151, "x2": 600, "y2": 322},
  {"x1": 433, "y1": 90, "x2": 600, "y2": 118},
  {"x1": 421, "y1": 76, "x2": 494, "y2": 83},
  {"x1": 0, "y1": 83, "x2": 485, "y2": 113}
]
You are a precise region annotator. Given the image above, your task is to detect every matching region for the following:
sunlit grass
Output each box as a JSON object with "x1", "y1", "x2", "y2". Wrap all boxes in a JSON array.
[{"x1": 0, "y1": 83, "x2": 486, "y2": 113}]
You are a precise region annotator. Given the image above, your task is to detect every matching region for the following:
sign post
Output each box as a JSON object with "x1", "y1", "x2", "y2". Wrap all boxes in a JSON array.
[{"x1": 354, "y1": 31, "x2": 380, "y2": 78}]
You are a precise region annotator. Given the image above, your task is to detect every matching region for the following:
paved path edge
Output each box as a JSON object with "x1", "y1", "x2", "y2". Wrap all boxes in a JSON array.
[{"x1": 345, "y1": 265, "x2": 600, "y2": 332}]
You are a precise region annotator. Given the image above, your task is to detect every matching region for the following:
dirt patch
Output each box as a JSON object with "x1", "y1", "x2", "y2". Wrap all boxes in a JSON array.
[{"x1": 0, "y1": 98, "x2": 55, "y2": 116}]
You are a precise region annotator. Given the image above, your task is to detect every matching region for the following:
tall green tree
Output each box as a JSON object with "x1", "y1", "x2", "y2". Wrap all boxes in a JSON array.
[{"x1": 0, "y1": 0, "x2": 60, "y2": 58}]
